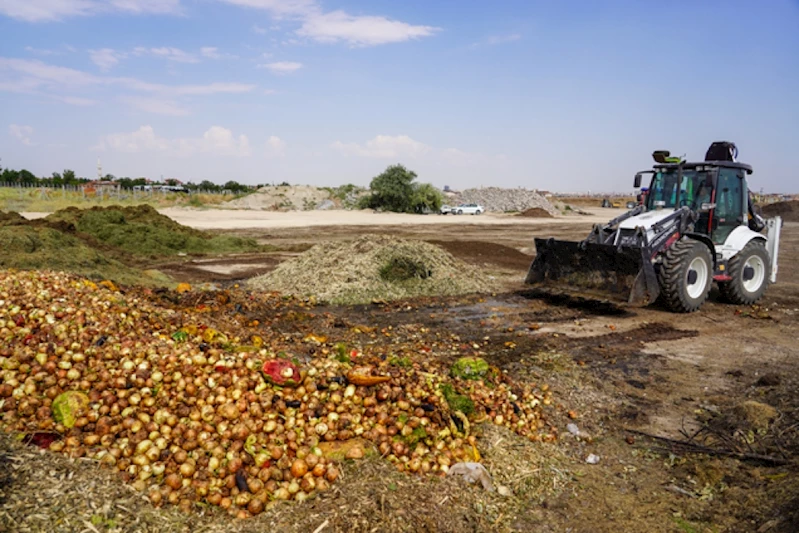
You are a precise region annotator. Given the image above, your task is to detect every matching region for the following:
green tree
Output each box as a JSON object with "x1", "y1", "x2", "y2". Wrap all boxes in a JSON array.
[
  {"x1": 362, "y1": 164, "x2": 417, "y2": 212},
  {"x1": 410, "y1": 182, "x2": 443, "y2": 213},
  {"x1": 1, "y1": 168, "x2": 20, "y2": 183},
  {"x1": 18, "y1": 169, "x2": 37, "y2": 184},
  {"x1": 223, "y1": 180, "x2": 249, "y2": 193},
  {"x1": 360, "y1": 164, "x2": 440, "y2": 213},
  {"x1": 199, "y1": 180, "x2": 220, "y2": 191},
  {"x1": 62, "y1": 169, "x2": 77, "y2": 185}
]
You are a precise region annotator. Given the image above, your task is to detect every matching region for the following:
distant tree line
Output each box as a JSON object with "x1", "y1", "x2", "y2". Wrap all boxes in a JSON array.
[{"x1": 0, "y1": 165, "x2": 259, "y2": 193}]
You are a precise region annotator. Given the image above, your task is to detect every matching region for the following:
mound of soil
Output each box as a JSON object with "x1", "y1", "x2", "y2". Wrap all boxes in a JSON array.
[
  {"x1": 0, "y1": 211, "x2": 26, "y2": 225},
  {"x1": 247, "y1": 234, "x2": 497, "y2": 304},
  {"x1": 226, "y1": 185, "x2": 333, "y2": 211},
  {"x1": 517, "y1": 207, "x2": 553, "y2": 218},
  {"x1": 761, "y1": 201, "x2": 799, "y2": 222}
]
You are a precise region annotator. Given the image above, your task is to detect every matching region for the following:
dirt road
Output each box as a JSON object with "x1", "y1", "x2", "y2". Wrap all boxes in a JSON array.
[{"x1": 156, "y1": 206, "x2": 612, "y2": 230}]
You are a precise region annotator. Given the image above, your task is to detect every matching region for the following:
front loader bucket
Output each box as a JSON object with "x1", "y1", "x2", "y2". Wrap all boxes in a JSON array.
[{"x1": 525, "y1": 238, "x2": 660, "y2": 306}]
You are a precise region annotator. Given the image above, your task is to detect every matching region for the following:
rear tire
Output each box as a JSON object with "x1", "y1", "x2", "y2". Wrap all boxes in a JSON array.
[
  {"x1": 659, "y1": 238, "x2": 713, "y2": 313},
  {"x1": 719, "y1": 240, "x2": 770, "y2": 305}
]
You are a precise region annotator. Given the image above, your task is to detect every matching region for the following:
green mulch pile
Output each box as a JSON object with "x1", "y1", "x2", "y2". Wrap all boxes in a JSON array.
[
  {"x1": 0, "y1": 205, "x2": 261, "y2": 286},
  {"x1": 0, "y1": 226, "x2": 147, "y2": 285},
  {"x1": 44, "y1": 205, "x2": 259, "y2": 257},
  {"x1": 247, "y1": 234, "x2": 497, "y2": 305}
]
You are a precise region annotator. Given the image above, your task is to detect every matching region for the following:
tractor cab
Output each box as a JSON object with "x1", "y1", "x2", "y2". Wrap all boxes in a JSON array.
[{"x1": 638, "y1": 161, "x2": 753, "y2": 244}]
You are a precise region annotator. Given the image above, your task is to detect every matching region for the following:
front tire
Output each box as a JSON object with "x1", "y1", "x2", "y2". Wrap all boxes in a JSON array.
[
  {"x1": 719, "y1": 240, "x2": 770, "y2": 305},
  {"x1": 457, "y1": 210, "x2": 463, "y2": 215},
  {"x1": 659, "y1": 239, "x2": 713, "y2": 313}
]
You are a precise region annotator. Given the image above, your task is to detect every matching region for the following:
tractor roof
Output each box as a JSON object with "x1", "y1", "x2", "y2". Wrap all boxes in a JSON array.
[{"x1": 653, "y1": 161, "x2": 753, "y2": 174}]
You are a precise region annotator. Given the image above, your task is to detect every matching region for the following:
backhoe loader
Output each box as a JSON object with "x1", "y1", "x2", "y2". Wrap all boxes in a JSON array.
[{"x1": 525, "y1": 142, "x2": 782, "y2": 312}]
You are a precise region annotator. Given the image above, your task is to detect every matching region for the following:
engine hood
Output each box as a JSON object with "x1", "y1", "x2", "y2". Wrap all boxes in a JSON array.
[{"x1": 617, "y1": 208, "x2": 676, "y2": 231}]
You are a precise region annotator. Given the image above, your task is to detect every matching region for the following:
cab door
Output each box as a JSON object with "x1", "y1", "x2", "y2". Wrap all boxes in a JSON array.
[{"x1": 711, "y1": 168, "x2": 746, "y2": 244}]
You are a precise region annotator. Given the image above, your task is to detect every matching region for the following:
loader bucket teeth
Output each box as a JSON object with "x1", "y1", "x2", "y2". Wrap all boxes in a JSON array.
[{"x1": 525, "y1": 239, "x2": 660, "y2": 306}]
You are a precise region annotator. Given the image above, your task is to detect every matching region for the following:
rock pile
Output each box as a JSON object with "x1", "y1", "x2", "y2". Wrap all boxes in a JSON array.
[{"x1": 449, "y1": 187, "x2": 558, "y2": 215}]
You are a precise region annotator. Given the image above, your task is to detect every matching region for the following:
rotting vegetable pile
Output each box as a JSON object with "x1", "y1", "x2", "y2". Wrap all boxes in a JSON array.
[
  {"x1": 247, "y1": 234, "x2": 497, "y2": 305},
  {"x1": 0, "y1": 269, "x2": 558, "y2": 520}
]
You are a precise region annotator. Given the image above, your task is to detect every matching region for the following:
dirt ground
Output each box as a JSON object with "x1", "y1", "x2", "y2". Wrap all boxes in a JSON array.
[
  {"x1": 6, "y1": 208, "x2": 799, "y2": 532},
  {"x1": 149, "y1": 211, "x2": 799, "y2": 532}
]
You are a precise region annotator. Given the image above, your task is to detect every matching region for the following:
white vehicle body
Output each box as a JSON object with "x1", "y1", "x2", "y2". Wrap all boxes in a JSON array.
[
  {"x1": 453, "y1": 203, "x2": 484, "y2": 215},
  {"x1": 616, "y1": 207, "x2": 780, "y2": 283}
]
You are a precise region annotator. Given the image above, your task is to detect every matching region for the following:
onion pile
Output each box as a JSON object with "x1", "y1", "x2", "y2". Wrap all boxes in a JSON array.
[{"x1": 0, "y1": 270, "x2": 556, "y2": 518}]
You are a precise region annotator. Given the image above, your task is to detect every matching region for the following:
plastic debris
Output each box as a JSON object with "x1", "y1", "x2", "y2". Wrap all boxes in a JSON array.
[{"x1": 447, "y1": 462, "x2": 494, "y2": 491}]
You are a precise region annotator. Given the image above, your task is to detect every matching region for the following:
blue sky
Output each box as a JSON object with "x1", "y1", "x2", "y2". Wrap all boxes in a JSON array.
[{"x1": 0, "y1": 0, "x2": 797, "y2": 192}]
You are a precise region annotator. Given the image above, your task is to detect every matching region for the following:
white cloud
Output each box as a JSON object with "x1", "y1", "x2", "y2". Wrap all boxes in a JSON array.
[
  {"x1": 0, "y1": 57, "x2": 102, "y2": 87},
  {"x1": 200, "y1": 47, "x2": 237, "y2": 60},
  {"x1": 133, "y1": 46, "x2": 199, "y2": 63},
  {"x1": 0, "y1": 57, "x2": 255, "y2": 97},
  {"x1": 201, "y1": 126, "x2": 251, "y2": 156},
  {"x1": 0, "y1": 0, "x2": 181, "y2": 22},
  {"x1": 89, "y1": 48, "x2": 126, "y2": 70},
  {"x1": 200, "y1": 47, "x2": 221, "y2": 59},
  {"x1": 252, "y1": 24, "x2": 267, "y2": 34},
  {"x1": 110, "y1": 0, "x2": 181, "y2": 15},
  {"x1": 93, "y1": 125, "x2": 251, "y2": 157},
  {"x1": 265, "y1": 135, "x2": 286, "y2": 155},
  {"x1": 332, "y1": 135, "x2": 429, "y2": 159},
  {"x1": 52, "y1": 94, "x2": 96, "y2": 106},
  {"x1": 470, "y1": 33, "x2": 521, "y2": 49},
  {"x1": 120, "y1": 96, "x2": 189, "y2": 116},
  {"x1": 297, "y1": 10, "x2": 440, "y2": 46},
  {"x1": 9, "y1": 124, "x2": 35, "y2": 145},
  {"x1": 257, "y1": 61, "x2": 302, "y2": 74},
  {"x1": 218, "y1": 0, "x2": 439, "y2": 47},
  {"x1": 24, "y1": 45, "x2": 65, "y2": 56},
  {"x1": 216, "y1": 0, "x2": 318, "y2": 17}
]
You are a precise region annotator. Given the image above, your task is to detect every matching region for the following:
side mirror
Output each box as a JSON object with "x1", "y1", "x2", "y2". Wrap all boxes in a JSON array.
[{"x1": 633, "y1": 173, "x2": 642, "y2": 188}]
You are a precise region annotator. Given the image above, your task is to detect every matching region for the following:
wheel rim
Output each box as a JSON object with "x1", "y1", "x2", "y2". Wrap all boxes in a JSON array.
[
  {"x1": 686, "y1": 256, "x2": 709, "y2": 299},
  {"x1": 742, "y1": 255, "x2": 766, "y2": 293}
]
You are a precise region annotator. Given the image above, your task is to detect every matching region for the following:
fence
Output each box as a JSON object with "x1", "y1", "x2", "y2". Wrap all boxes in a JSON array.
[{"x1": 0, "y1": 182, "x2": 239, "y2": 200}]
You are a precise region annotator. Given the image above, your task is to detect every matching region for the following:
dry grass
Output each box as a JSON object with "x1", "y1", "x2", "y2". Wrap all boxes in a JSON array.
[
  {"x1": 0, "y1": 423, "x2": 569, "y2": 533},
  {"x1": 248, "y1": 234, "x2": 499, "y2": 305},
  {"x1": 0, "y1": 189, "x2": 238, "y2": 213}
]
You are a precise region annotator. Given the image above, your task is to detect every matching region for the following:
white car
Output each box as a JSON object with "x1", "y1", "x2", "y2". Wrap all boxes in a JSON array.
[
  {"x1": 440, "y1": 204, "x2": 452, "y2": 215},
  {"x1": 453, "y1": 203, "x2": 484, "y2": 215}
]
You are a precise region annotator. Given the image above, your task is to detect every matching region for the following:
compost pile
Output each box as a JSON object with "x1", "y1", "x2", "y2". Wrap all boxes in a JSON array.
[
  {"x1": 516, "y1": 208, "x2": 553, "y2": 218},
  {"x1": 44, "y1": 205, "x2": 259, "y2": 258},
  {"x1": 0, "y1": 269, "x2": 556, "y2": 519},
  {"x1": 0, "y1": 206, "x2": 260, "y2": 286},
  {"x1": 761, "y1": 200, "x2": 799, "y2": 223},
  {"x1": 247, "y1": 235, "x2": 496, "y2": 305}
]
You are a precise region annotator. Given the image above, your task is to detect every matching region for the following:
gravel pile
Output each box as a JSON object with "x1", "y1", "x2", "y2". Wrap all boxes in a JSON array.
[
  {"x1": 449, "y1": 187, "x2": 558, "y2": 215},
  {"x1": 247, "y1": 235, "x2": 496, "y2": 304}
]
